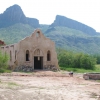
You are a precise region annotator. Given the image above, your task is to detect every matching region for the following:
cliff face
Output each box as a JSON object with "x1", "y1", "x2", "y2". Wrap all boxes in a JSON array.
[
  {"x1": 50, "y1": 15, "x2": 97, "y2": 35},
  {"x1": 0, "y1": 4, "x2": 40, "y2": 28},
  {"x1": 27, "y1": 18, "x2": 39, "y2": 28}
]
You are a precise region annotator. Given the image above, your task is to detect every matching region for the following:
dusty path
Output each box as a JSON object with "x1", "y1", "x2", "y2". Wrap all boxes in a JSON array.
[{"x1": 0, "y1": 71, "x2": 100, "y2": 100}]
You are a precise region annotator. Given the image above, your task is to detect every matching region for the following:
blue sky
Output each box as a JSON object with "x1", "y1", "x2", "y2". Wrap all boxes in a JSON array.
[{"x1": 0, "y1": 0, "x2": 100, "y2": 32}]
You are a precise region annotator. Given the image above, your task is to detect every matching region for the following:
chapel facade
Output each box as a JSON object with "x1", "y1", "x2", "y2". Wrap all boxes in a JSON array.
[{"x1": 0, "y1": 29, "x2": 59, "y2": 71}]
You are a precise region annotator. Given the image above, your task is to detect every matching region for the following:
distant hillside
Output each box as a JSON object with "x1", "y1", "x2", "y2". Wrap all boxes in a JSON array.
[
  {"x1": 0, "y1": 23, "x2": 34, "y2": 44},
  {"x1": 44, "y1": 26, "x2": 100, "y2": 54},
  {"x1": 1, "y1": 23, "x2": 100, "y2": 54},
  {"x1": 0, "y1": 4, "x2": 40, "y2": 28},
  {"x1": 50, "y1": 15, "x2": 97, "y2": 35}
]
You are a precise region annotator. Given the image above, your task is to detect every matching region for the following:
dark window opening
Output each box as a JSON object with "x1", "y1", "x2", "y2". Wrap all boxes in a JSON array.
[
  {"x1": 10, "y1": 51, "x2": 12, "y2": 61},
  {"x1": 15, "y1": 50, "x2": 17, "y2": 60},
  {"x1": 47, "y1": 51, "x2": 51, "y2": 61},
  {"x1": 26, "y1": 50, "x2": 29, "y2": 61}
]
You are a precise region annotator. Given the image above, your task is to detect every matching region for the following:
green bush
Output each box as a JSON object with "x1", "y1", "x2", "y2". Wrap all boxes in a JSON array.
[
  {"x1": 0, "y1": 50, "x2": 9, "y2": 72},
  {"x1": 57, "y1": 48, "x2": 96, "y2": 70},
  {"x1": 93, "y1": 54, "x2": 100, "y2": 64}
]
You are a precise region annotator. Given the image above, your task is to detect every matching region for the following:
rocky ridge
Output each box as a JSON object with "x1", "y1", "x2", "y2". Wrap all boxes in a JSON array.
[{"x1": 50, "y1": 15, "x2": 97, "y2": 35}]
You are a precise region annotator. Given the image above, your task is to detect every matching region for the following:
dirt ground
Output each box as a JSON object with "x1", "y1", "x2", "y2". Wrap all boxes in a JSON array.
[{"x1": 0, "y1": 71, "x2": 100, "y2": 100}]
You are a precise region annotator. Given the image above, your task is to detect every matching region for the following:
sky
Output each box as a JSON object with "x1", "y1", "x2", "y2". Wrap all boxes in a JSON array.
[{"x1": 0, "y1": 0, "x2": 100, "y2": 32}]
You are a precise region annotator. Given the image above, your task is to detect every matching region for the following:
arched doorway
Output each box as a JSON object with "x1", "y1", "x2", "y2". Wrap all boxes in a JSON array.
[{"x1": 34, "y1": 49, "x2": 43, "y2": 69}]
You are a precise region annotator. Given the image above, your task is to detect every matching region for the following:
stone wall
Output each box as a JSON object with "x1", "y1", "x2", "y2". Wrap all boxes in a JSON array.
[
  {"x1": 83, "y1": 73, "x2": 100, "y2": 80},
  {"x1": 43, "y1": 65, "x2": 59, "y2": 71},
  {"x1": 13, "y1": 65, "x2": 59, "y2": 72},
  {"x1": 13, "y1": 65, "x2": 34, "y2": 72}
]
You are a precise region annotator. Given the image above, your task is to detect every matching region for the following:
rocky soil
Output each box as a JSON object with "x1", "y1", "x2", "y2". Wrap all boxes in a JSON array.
[{"x1": 0, "y1": 71, "x2": 100, "y2": 100}]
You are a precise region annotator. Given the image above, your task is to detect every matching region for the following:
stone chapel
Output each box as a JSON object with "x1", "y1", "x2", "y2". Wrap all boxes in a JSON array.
[{"x1": 0, "y1": 29, "x2": 59, "y2": 71}]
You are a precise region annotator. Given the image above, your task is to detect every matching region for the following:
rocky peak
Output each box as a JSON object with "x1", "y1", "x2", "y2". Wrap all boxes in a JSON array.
[
  {"x1": 1, "y1": 4, "x2": 26, "y2": 23},
  {"x1": 0, "y1": 4, "x2": 40, "y2": 28},
  {"x1": 4, "y1": 4, "x2": 24, "y2": 15},
  {"x1": 50, "y1": 15, "x2": 97, "y2": 35}
]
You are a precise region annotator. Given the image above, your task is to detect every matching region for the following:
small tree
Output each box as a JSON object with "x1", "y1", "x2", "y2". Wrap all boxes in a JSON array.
[{"x1": 0, "y1": 50, "x2": 9, "y2": 72}]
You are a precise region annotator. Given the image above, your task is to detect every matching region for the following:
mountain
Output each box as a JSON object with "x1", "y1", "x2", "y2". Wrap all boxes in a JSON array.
[
  {"x1": 0, "y1": 4, "x2": 39, "y2": 28},
  {"x1": 1, "y1": 5, "x2": 100, "y2": 54},
  {"x1": 50, "y1": 15, "x2": 97, "y2": 35}
]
